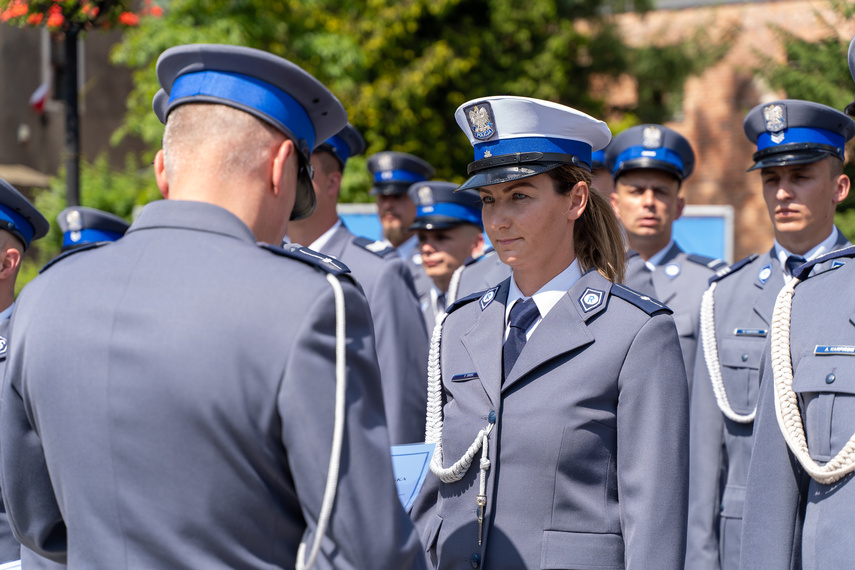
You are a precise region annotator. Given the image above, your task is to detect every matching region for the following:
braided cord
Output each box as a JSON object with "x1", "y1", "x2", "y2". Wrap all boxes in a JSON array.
[
  {"x1": 771, "y1": 278, "x2": 855, "y2": 485},
  {"x1": 700, "y1": 282, "x2": 756, "y2": 423},
  {"x1": 296, "y1": 274, "x2": 348, "y2": 570},
  {"x1": 446, "y1": 264, "x2": 465, "y2": 306}
]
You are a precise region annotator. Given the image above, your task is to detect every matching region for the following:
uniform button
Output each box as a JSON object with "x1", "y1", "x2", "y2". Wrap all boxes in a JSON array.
[
  {"x1": 826, "y1": 373, "x2": 836, "y2": 384},
  {"x1": 470, "y1": 553, "x2": 481, "y2": 568},
  {"x1": 741, "y1": 354, "x2": 749, "y2": 362},
  {"x1": 488, "y1": 410, "x2": 496, "y2": 423}
]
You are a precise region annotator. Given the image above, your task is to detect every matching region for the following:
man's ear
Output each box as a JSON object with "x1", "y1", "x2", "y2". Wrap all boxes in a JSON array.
[
  {"x1": 0, "y1": 246, "x2": 21, "y2": 281},
  {"x1": 271, "y1": 139, "x2": 297, "y2": 198},
  {"x1": 154, "y1": 150, "x2": 169, "y2": 199}
]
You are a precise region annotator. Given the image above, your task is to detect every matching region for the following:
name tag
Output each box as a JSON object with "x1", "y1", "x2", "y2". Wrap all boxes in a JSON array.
[
  {"x1": 451, "y1": 372, "x2": 478, "y2": 382},
  {"x1": 815, "y1": 346, "x2": 855, "y2": 355},
  {"x1": 734, "y1": 329, "x2": 768, "y2": 337}
]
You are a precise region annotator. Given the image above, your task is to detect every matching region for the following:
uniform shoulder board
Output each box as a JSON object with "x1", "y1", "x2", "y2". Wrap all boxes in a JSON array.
[
  {"x1": 446, "y1": 290, "x2": 485, "y2": 315},
  {"x1": 686, "y1": 254, "x2": 727, "y2": 271},
  {"x1": 609, "y1": 283, "x2": 672, "y2": 315},
  {"x1": 39, "y1": 242, "x2": 108, "y2": 274},
  {"x1": 352, "y1": 236, "x2": 396, "y2": 258},
  {"x1": 793, "y1": 245, "x2": 855, "y2": 280},
  {"x1": 260, "y1": 244, "x2": 351, "y2": 276},
  {"x1": 463, "y1": 246, "x2": 496, "y2": 268},
  {"x1": 709, "y1": 253, "x2": 759, "y2": 284}
]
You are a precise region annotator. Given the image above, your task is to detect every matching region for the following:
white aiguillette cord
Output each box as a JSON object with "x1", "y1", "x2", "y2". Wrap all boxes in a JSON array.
[
  {"x1": 424, "y1": 313, "x2": 495, "y2": 545},
  {"x1": 296, "y1": 273, "x2": 347, "y2": 570},
  {"x1": 700, "y1": 282, "x2": 757, "y2": 423},
  {"x1": 771, "y1": 277, "x2": 855, "y2": 485}
]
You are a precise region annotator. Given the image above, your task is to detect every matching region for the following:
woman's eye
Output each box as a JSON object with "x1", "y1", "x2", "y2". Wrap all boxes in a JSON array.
[
  {"x1": 481, "y1": 196, "x2": 494, "y2": 204},
  {"x1": 512, "y1": 193, "x2": 527, "y2": 200}
]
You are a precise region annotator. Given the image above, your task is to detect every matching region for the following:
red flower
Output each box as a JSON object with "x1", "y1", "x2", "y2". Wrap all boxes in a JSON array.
[
  {"x1": 5, "y1": 0, "x2": 28, "y2": 19},
  {"x1": 150, "y1": 5, "x2": 163, "y2": 17},
  {"x1": 118, "y1": 11, "x2": 139, "y2": 26},
  {"x1": 46, "y1": 4, "x2": 64, "y2": 28},
  {"x1": 27, "y1": 12, "x2": 43, "y2": 25}
]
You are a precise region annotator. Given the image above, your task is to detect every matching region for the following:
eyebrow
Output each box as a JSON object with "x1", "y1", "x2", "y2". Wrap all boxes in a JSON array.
[{"x1": 479, "y1": 181, "x2": 536, "y2": 194}]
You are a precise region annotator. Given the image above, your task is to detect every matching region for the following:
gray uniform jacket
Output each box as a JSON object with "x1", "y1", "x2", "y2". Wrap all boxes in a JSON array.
[
  {"x1": 448, "y1": 249, "x2": 511, "y2": 305},
  {"x1": 318, "y1": 222, "x2": 430, "y2": 445},
  {"x1": 741, "y1": 250, "x2": 854, "y2": 570},
  {"x1": 0, "y1": 200, "x2": 425, "y2": 569},
  {"x1": 0, "y1": 318, "x2": 16, "y2": 564},
  {"x1": 687, "y1": 232, "x2": 850, "y2": 570},
  {"x1": 623, "y1": 244, "x2": 725, "y2": 392},
  {"x1": 412, "y1": 270, "x2": 689, "y2": 569}
]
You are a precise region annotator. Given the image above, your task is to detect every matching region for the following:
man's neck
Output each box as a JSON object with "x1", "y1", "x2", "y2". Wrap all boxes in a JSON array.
[
  {"x1": 775, "y1": 225, "x2": 835, "y2": 257},
  {"x1": 627, "y1": 234, "x2": 671, "y2": 261},
  {"x1": 289, "y1": 215, "x2": 337, "y2": 247}
]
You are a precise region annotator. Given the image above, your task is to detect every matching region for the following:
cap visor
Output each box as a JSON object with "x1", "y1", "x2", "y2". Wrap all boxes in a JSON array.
[
  {"x1": 456, "y1": 163, "x2": 563, "y2": 192},
  {"x1": 370, "y1": 182, "x2": 411, "y2": 196},
  {"x1": 747, "y1": 149, "x2": 834, "y2": 172},
  {"x1": 614, "y1": 158, "x2": 683, "y2": 181},
  {"x1": 409, "y1": 217, "x2": 480, "y2": 232}
]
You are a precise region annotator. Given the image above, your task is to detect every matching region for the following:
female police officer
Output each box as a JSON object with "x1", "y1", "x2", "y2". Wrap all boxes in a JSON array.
[{"x1": 411, "y1": 97, "x2": 689, "y2": 569}]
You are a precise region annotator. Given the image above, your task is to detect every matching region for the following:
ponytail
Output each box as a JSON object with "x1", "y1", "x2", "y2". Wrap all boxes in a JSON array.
[{"x1": 548, "y1": 165, "x2": 626, "y2": 283}]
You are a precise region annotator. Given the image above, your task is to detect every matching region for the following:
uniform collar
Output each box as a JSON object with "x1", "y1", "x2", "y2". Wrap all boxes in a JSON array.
[
  {"x1": 394, "y1": 233, "x2": 419, "y2": 262},
  {"x1": 774, "y1": 227, "x2": 838, "y2": 277},
  {"x1": 0, "y1": 302, "x2": 14, "y2": 322},
  {"x1": 505, "y1": 259, "x2": 582, "y2": 327},
  {"x1": 644, "y1": 239, "x2": 677, "y2": 271},
  {"x1": 308, "y1": 219, "x2": 343, "y2": 252},
  {"x1": 128, "y1": 200, "x2": 258, "y2": 244}
]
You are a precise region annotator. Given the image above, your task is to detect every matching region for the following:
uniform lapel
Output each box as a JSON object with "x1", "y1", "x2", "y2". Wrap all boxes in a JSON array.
[
  {"x1": 501, "y1": 272, "x2": 605, "y2": 392},
  {"x1": 753, "y1": 251, "x2": 783, "y2": 326},
  {"x1": 460, "y1": 280, "x2": 510, "y2": 406},
  {"x1": 810, "y1": 230, "x2": 852, "y2": 275},
  {"x1": 651, "y1": 244, "x2": 684, "y2": 306}
]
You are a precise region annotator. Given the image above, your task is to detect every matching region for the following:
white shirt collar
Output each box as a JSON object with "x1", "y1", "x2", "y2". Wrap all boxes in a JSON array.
[
  {"x1": 774, "y1": 227, "x2": 838, "y2": 278},
  {"x1": 308, "y1": 219, "x2": 343, "y2": 252},
  {"x1": 0, "y1": 302, "x2": 14, "y2": 322},
  {"x1": 505, "y1": 260, "x2": 582, "y2": 339},
  {"x1": 393, "y1": 234, "x2": 419, "y2": 263},
  {"x1": 643, "y1": 240, "x2": 675, "y2": 272}
]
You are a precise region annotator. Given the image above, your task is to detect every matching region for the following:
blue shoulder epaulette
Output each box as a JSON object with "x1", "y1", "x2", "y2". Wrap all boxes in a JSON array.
[
  {"x1": 687, "y1": 254, "x2": 727, "y2": 271},
  {"x1": 793, "y1": 245, "x2": 855, "y2": 280},
  {"x1": 709, "y1": 253, "x2": 759, "y2": 284},
  {"x1": 260, "y1": 244, "x2": 351, "y2": 276},
  {"x1": 446, "y1": 290, "x2": 484, "y2": 315},
  {"x1": 39, "y1": 242, "x2": 108, "y2": 274},
  {"x1": 352, "y1": 236, "x2": 396, "y2": 258},
  {"x1": 610, "y1": 283, "x2": 672, "y2": 315},
  {"x1": 463, "y1": 247, "x2": 496, "y2": 268}
]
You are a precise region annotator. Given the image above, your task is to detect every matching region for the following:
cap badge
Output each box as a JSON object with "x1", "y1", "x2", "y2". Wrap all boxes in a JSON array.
[
  {"x1": 763, "y1": 104, "x2": 787, "y2": 143},
  {"x1": 0, "y1": 336, "x2": 6, "y2": 356},
  {"x1": 466, "y1": 103, "x2": 496, "y2": 141},
  {"x1": 480, "y1": 286, "x2": 498, "y2": 311},
  {"x1": 579, "y1": 287, "x2": 604, "y2": 313},
  {"x1": 483, "y1": 150, "x2": 492, "y2": 158},
  {"x1": 378, "y1": 154, "x2": 394, "y2": 171},
  {"x1": 66, "y1": 209, "x2": 83, "y2": 232},
  {"x1": 665, "y1": 263, "x2": 681, "y2": 279},
  {"x1": 642, "y1": 126, "x2": 663, "y2": 149},
  {"x1": 758, "y1": 264, "x2": 772, "y2": 285},
  {"x1": 418, "y1": 185, "x2": 434, "y2": 207}
]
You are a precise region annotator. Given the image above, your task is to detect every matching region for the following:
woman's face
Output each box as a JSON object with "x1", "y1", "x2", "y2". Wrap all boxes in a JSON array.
[{"x1": 478, "y1": 172, "x2": 585, "y2": 278}]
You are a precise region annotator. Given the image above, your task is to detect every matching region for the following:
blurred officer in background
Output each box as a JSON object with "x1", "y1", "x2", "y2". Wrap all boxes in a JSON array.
[
  {"x1": 57, "y1": 206, "x2": 130, "y2": 253},
  {"x1": 0, "y1": 179, "x2": 48, "y2": 570},
  {"x1": 407, "y1": 181, "x2": 483, "y2": 334},
  {"x1": 288, "y1": 123, "x2": 430, "y2": 445},
  {"x1": 740, "y1": 34, "x2": 855, "y2": 570},
  {"x1": 607, "y1": 124, "x2": 725, "y2": 389},
  {"x1": 688, "y1": 99, "x2": 853, "y2": 570},
  {"x1": 0, "y1": 44, "x2": 424, "y2": 569}
]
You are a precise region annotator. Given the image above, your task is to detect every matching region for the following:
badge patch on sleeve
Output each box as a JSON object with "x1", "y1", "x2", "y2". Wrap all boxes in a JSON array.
[
  {"x1": 579, "y1": 288, "x2": 604, "y2": 312},
  {"x1": 480, "y1": 287, "x2": 498, "y2": 311}
]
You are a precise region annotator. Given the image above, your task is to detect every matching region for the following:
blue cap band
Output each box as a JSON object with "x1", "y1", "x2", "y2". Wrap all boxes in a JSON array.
[
  {"x1": 324, "y1": 135, "x2": 351, "y2": 165},
  {"x1": 0, "y1": 205, "x2": 35, "y2": 246},
  {"x1": 473, "y1": 136, "x2": 592, "y2": 167},
  {"x1": 417, "y1": 203, "x2": 482, "y2": 228},
  {"x1": 612, "y1": 146, "x2": 685, "y2": 176},
  {"x1": 374, "y1": 169, "x2": 429, "y2": 184},
  {"x1": 756, "y1": 127, "x2": 845, "y2": 156},
  {"x1": 169, "y1": 70, "x2": 316, "y2": 150},
  {"x1": 591, "y1": 149, "x2": 606, "y2": 167},
  {"x1": 63, "y1": 228, "x2": 124, "y2": 248}
]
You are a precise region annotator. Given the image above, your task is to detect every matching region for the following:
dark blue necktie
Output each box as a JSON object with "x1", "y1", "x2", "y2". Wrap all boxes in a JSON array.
[
  {"x1": 785, "y1": 255, "x2": 806, "y2": 276},
  {"x1": 502, "y1": 298, "x2": 540, "y2": 381}
]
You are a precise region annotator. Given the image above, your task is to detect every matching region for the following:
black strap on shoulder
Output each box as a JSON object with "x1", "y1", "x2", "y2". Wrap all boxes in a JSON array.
[
  {"x1": 793, "y1": 245, "x2": 855, "y2": 280},
  {"x1": 610, "y1": 283, "x2": 672, "y2": 316},
  {"x1": 686, "y1": 254, "x2": 727, "y2": 271},
  {"x1": 709, "y1": 253, "x2": 759, "y2": 284},
  {"x1": 352, "y1": 236, "x2": 396, "y2": 258},
  {"x1": 260, "y1": 243, "x2": 351, "y2": 276},
  {"x1": 39, "y1": 242, "x2": 108, "y2": 274}
]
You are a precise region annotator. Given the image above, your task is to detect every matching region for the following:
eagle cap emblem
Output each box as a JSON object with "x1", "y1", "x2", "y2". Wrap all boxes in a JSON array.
[
  {"x1": 417, "y1": 185, "x2": 434, "y2": 206},
  {"x1": 66, "y1": 209, "x2": 82, "y2": 232},
  {"x1": 466, "y1": 102, "x2": 496, "y2": 141},
  {"x1": 377, "y1": 154, "x2": 394, "y2": 171},
  {"x1": 641, "y1": 126, "x2": 663, "y2": 149},
  {"x1": 763, "y1": 104, "x2": 787, "y2": 134}
]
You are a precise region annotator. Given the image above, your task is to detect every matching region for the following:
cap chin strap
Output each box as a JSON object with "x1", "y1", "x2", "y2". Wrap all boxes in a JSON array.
[
  {"x1": 467, "y1": 152, "x2": 589, "y2": 175},
  {"x1": 771, "y1": 278, "x2": 855, "y2": 485},
  {"x1": 296, "y1": 273, "x2": 347, "y2": 569},
  {"x1": 290, "y1": 158, "x2": 317, "y2": 221},
  {"x1": 700, "y1": 283, "x2": 757, "y2": 423},
  {"x1": 424, "y1": 313, "x2": 494, "y2": 539}
]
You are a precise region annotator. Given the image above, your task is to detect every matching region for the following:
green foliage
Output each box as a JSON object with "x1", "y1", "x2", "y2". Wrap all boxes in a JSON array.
[
  {"x1": 111, "y1": 0, "x2": 726, "y2": 197},
  {"x1": 17, "y1": 154, "x2": 159, "y2": 293}
]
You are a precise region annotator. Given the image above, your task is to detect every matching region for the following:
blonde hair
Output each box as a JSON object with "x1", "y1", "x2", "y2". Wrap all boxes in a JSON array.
[{"x1": 548, "y1": 164, "x2": 626, "y2": 283}]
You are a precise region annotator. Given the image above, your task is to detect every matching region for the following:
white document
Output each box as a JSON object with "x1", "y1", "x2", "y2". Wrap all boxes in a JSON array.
[{"x1": 391, "y1": 442, "x2": 436, "y2": 512}]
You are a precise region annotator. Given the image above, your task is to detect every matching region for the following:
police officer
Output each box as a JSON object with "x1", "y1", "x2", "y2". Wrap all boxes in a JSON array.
[
  {"x1": 57, "y1": 206, "x2": 130, "y2": 252},
  {"x1": 412, "y1": 96, "x2": 688, "y2": 569},
  {"x1": 0, "y1": 44, "x2": 424, "y2": 569},
  {"x1": 687, "y1": 99, "x2": 854, "y2": 570},
  {"x1": 368, "y1": 151, "x2": 435, "y2": 290},
  {"x1": 739, "y1": 34, "x2": 855, "y2": 570},
  {"x1": 288, "y1": 124, "x2": 430, "y2": 445},
  {"x1": 407, "y1": 181, "x2": 484, "y2": 334},
  {"x1": 607, "y1": 124, "x2": 725, "y2": 389},
  {"x1": 0, "y1": 179, "x2": 48, "y2": 570}
]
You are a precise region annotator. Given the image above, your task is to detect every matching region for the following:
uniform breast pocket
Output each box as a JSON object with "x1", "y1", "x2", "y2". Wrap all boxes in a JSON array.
[
  {"x1": 792, "y1": 355, "x2": 855, "y2": 462},
  {"x1": 718, "y1": 337, "x2": 766, "y2": 414}
]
